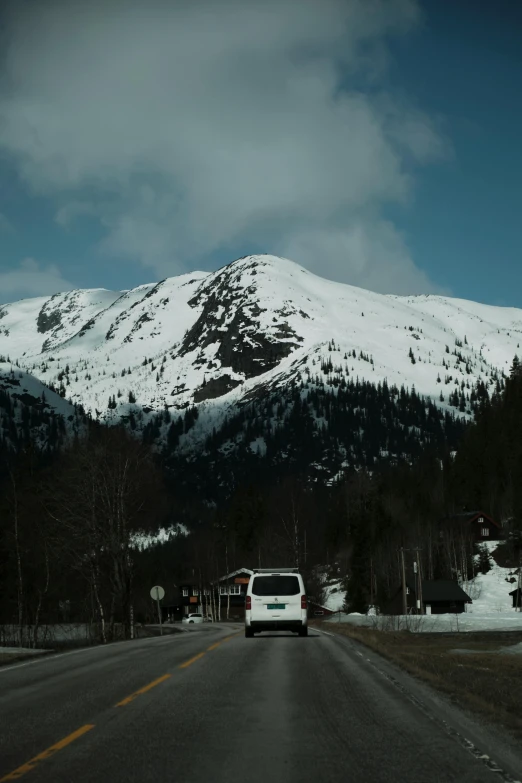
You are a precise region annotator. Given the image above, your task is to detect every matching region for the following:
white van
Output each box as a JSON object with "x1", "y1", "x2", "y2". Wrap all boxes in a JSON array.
[{"x1": 245, "y1": 568, "x2": 308, "y2": 637}]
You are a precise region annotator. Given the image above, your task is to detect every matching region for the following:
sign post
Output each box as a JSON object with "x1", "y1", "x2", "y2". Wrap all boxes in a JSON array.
[{"x1": 150, "y1": 585, "x2": 165, "y2": 635}]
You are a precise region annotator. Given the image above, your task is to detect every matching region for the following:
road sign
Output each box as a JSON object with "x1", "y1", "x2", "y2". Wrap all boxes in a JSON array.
[
  {"x1": 150, "y1": 585, "x2": 165, "y2": 601},
  {"x1": 150, "y1": 585, "x2": 165, "y2": 635}
]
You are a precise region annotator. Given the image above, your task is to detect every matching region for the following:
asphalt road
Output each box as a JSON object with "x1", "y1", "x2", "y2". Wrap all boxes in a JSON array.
[{"x1": 1, "y1": 624, "x2": 521, "y2": 783}]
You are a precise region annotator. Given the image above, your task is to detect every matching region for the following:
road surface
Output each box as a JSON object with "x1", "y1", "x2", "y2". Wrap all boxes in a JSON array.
[{"x1": 1, "y1": 624, "x2": 521, "y2": 782}]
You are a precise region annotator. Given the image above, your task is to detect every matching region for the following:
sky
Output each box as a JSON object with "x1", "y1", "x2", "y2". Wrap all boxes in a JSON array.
[{"x1": 0, "y1": 0, "x2": 520, "y2": 306}]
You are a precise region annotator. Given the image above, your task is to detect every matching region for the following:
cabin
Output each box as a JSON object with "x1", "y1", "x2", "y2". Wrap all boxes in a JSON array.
[
  {"x1": 385, "y1": 579, "x2": 472, "y2": 615},
  {"x1": 178, "y1": 568, "x2": 253, "y2": 620},
  {"x1": 509, "y1": 587, "x2": 522, "y2": 609},
  {"x1": 308, "y1": 601, "x2": 336, "y2": 618},
  {"x1": 214, "y1": 567, "x2": 253, "y2": 620},
  {"x1": 440, "y1": 511, "x2": 503, "y2": 543}
]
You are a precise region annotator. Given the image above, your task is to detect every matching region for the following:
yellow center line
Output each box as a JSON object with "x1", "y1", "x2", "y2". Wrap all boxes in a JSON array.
[
  {"x1": 206, "y1": 631, "x2": 241, "y2": 653},
  {"x1": 0, "y1": 724, "x2": 95, "y2": 782},
  {"x1": 0, "y1": 632, "x2": 243, "y2": 780},
  {"x1": 115, "y1": 673, "x2": 171, "y2": 707},
  {"x1": 221, "y1": 632, "x2": 241, "y2": 642},
  {"x1": 178, "y1": 651, "x2": 205, "y2": 669}
]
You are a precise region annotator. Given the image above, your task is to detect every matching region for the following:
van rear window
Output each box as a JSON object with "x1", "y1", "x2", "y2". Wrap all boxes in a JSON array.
[{"x1": 251, "y1": 575, "x2": 300, "y2": 596}]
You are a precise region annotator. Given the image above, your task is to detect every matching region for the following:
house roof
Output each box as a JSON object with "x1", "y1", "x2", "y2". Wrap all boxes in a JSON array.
[
  {"x1": 406, "y1": 580, "x2": 472, "y2": 602},
  {"x1": 216, "y1": 567, "x2": 254, "y2": 582},
  {"x1": 308, "y1": 601, "x2": 335, "y2": 612},
  {"x1": 442, "y1": 511, "x2": 501, "y2": 529},
  {"x1": 509, "y1": 588, "x2": 522, "y2": 596}
]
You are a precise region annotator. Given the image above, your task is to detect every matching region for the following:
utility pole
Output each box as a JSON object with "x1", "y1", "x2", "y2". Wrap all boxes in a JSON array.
[
  {"x1": 516, "y1": 548, "x2": 522, "y2": 612},
  {"x1": 370, "y1": 557, "x2": 374, "y2": 607},
  {"x1": 400, "y1": 548, "x2": 407, "y2": 615},
  {"x1": 413, "y1": 548, "x2": 424, "y2": 614}
]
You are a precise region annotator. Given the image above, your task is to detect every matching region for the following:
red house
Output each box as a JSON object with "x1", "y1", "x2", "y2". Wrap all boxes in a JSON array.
[
  {"x1": 440, "y1": 511, "x2": 503, "y2": 543},
  {"x1": 308, "y1": 601, "x2": 336, "y2": 618}
]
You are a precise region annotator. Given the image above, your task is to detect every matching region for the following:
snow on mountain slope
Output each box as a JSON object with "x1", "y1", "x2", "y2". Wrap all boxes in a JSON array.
[
  {"x1": 0, "y1": 255, "x2": 518, "y2": 433},
  {"x1": 0, "y1": 361, "x2": 82, "y2": 451},
  {"x1": 0, "y1": 362, "x2": 76, "y2": 418},
  {"x1": 0, "y1": 288, "x2": 122, "y2": 357}
]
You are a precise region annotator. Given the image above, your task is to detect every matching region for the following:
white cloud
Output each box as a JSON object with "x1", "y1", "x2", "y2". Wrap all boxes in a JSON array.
[
  {"x1": 0, "y1": 0, "x2": 449, "y2": 294},
  {"x1": 279, "y1": 219, "x2": 450, "y2": 295},
  {"x1": 0, "y1": 259, "x2": 74, "y2": 303}
]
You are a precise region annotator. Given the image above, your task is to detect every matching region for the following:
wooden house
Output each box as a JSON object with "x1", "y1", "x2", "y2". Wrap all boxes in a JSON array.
[
  {"x1": 308, "y1": 601, "x2": 336, "y2": 618},
  {"x1": 440, "y1": 511, "x2": 502, "y2": 543},
  {"x1": 385, "y1": 579, "x2": 472, "y2": 615},
  {"x1": 178, "y1": 567, "x2": 253, "y2": 619}
]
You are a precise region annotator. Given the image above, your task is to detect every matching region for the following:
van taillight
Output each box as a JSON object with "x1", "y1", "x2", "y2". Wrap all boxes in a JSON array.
[
  {"x1": 246, "y1": 596, "x2": 251, "y2": 610},
  {"x1": 301, "y1": 595, "x2": 307, "y2": 609}
]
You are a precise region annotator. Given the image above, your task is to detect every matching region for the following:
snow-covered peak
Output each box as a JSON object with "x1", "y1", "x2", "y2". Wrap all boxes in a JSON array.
[{"x1": 0, "y1": 254, "x2": 519, "y2": 430}]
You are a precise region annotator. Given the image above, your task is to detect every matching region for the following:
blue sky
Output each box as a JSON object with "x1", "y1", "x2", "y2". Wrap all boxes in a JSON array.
[{"x1": 0, "y1": 0, "x2": 520, "y2": 306}]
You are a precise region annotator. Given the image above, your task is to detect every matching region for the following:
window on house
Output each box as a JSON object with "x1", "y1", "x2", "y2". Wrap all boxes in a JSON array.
[
  {"x1": 182, "y1": 588, "x2": 189, "y2": 597},
  {"x1": 477, "y1": 517, "x2": 484, "y2": 524},
  {"x1": 203, "y1": 588, "x2": 210, "y2": 596},
  {"x1": 406, "y1": 587, "x2": 410, "y2": 595},
  {"x1": 219, "y1": 586, "x2": 227, "y2": 595},
  {"x1": 482, "y1": 527, "x2": 489, "y2": 537},
  {"x1": 192, "y1": 588, "x2": 199, "y2": 596},
  {"x1": 229, "y1": 584, "x2": 241, "y2": 595}
]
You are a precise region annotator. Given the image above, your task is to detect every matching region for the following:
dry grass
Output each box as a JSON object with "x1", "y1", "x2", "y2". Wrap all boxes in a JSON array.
[
  {"x1": 0, "y1": 651, "x2": 48, "y2": 667},
  {"x1": 317, "y1": 623, "x2": 522, "y2": 739}
]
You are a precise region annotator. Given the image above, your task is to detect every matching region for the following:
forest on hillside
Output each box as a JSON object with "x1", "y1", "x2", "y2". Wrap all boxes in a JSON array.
[{"x1": 0, "y1": 357, "x2": 520, "y2": 644}]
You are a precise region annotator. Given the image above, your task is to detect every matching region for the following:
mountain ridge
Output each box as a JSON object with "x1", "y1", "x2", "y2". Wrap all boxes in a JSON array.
[{"x1": 0, "y1": 255, "x2": 518, "y2": 443}]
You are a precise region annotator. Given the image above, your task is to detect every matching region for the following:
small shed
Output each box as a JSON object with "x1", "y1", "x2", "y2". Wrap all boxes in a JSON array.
[
  {"x1": 385, "y1": 580, "x2": 472, "y2": 615},
  {"x1": 509, "y1": 587, "x2": 522, "y2": 609}
]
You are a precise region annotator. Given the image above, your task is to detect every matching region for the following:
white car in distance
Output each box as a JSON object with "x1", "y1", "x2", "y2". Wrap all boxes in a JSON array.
[{"x1": 182, "y1": 613, "x2": 204, "y2": 624}]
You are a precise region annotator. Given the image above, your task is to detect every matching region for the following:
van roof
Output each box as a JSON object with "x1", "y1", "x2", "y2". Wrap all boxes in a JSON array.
[{"x1": 252, "y1": 568, "x2": 300, "y2": 574}]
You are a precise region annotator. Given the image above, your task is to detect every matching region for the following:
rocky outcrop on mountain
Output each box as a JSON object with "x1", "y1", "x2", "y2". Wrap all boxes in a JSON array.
[{"x1": 179, "y1": 257, "x2": 304, "y2": 379}]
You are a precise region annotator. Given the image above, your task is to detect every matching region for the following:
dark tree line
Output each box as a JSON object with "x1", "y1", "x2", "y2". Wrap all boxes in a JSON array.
[
  {"x1": 160, "y1": 376, "x2": 470, "y2": 505},
  {"x1": 0, "y1": 426, "x2": 170, "y2": 645},
  {"x1": 333, "y1": 357, "x2": 522, "y2": 612},
  {"x1": 1, "y1": 355, "x2": 519, "y2": 640}
]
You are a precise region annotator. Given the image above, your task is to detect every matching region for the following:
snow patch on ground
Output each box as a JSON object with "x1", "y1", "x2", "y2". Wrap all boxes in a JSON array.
[{"x1": 323, "y1": 580, "x2": 345, "y2": 612}]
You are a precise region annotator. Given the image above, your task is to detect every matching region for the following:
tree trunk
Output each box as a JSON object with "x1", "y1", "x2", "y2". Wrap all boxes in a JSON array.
[
  {"x1": 92, "y1": 561, "x2": 107, "y2": 644},
  {"x1": 225, "y1": 543, "x2": 231, "y2": 620},
  {"x1": 10, "y1": 470, "x2": 25, "y2": 648},
  {"x1": 32, "y1": 543, "x2": 50, "y2": 649}
]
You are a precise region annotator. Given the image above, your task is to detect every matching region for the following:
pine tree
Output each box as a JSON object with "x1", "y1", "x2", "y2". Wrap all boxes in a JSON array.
[
  {"x1": 477, "y1": 546, "x2": 492, "y2": 575},
  {"x1": 510, "y1": 355, "x2": 522, "y2": 379}
]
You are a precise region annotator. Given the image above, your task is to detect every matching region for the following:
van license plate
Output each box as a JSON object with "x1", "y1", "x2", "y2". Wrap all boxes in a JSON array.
[{"x1": 267, "y1": 604, "x2": 285, "y2": 610}]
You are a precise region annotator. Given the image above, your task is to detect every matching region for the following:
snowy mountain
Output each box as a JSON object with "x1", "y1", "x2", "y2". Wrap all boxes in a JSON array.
[{"x1": 0, "y1": 254, "x2": 519, "y2": 452}]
